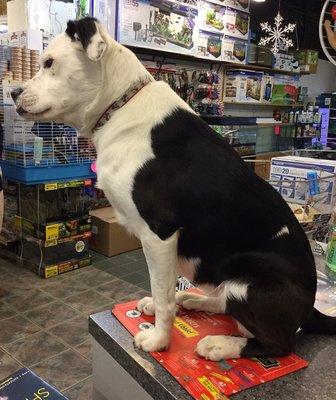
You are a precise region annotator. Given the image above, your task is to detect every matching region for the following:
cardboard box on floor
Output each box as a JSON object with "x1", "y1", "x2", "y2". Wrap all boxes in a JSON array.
[{"x1": 89, "y1": 207, "x2": 141, "y2": 257}]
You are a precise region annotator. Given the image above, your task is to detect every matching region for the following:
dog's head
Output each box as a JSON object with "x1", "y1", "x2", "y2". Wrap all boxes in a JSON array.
[{"x1": 11, "y1": 17, "x2": 109, "y2": 130}]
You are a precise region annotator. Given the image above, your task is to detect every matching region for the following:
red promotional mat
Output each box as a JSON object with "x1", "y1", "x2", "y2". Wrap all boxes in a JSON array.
[{"x1": 113, "y1": 301, "x2": 308, "y2": 399}]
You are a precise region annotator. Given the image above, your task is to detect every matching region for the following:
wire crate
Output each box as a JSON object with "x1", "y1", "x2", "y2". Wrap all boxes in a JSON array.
[{"x1": 1, "y1": 83, "x2": 96, "y2": 184}]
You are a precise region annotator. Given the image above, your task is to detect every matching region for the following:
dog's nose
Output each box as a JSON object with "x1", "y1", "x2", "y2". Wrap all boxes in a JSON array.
[{"x1": 11, "y1": 88, "x2": 24, "y2": 102}]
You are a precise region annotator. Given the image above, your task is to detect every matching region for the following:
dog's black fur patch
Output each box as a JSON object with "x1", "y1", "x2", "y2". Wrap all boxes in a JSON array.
[
  {"x1": 66, "y1": 17, "x2": 98, "y2": 50},
  {"x1": 132, "y1": 107, "x2": 323, "y2": 357}
]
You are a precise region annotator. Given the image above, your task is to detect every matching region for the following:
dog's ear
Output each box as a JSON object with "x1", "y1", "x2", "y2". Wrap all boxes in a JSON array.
[{"x1": 66, "y1": 18, "x2": 107, "y2": 61}]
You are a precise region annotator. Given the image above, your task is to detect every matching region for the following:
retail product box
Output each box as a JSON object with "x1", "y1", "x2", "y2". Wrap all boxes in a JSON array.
[
  {"x1": 273, "y1": 53, "x2": 299, "y2": 72},
  {"x1": 261, "y1": 73, "x2": 274, "y2": 103},
  {"x1": 271, "y1": 74, "x2": 299, "y2": 105},
  {"x1": 0, "y1": 29, "x2": 43, "y2": 52},
  {"x1": 90, "y1": 207, "x2": 141, "y2": 257},
  {"x1": 296, "y1": 49, "x2": 319, "y2": 74},
  {"x1": 15, "y1": 214, "x2": 92, "y2": 245},
  {"x1": 199, "y1": 1, "x2": 226, "y2": 34},
  {"x1": 222, "y1": 35, "x2": 247, "y2": 64},
  {"x1": 0, "y1": 368, "x2": 68, "y2": 399},
  {"x1": 15, "y1": 179, "x2": 93, "y2": 244},
  {"x1": 224, "y1": 69, "x2": 263, "y2": 103},
  {"x1": 36, "y1": 255, "x2": 92, "y2": 279},
  {"x1": 248, "y1": 44, "x2": 273, "y2": 68},
  {"x1": 270, "y1": 156, "x2": 336, "y2": 214},
  {"x1": 225, "y1": 7, "x2": 250, "y2": 40},
  {"x1": 197, "y1": 30, "x2": 223, "y2": 60},
  {"x1": 18, "y1": 236, "x2": 92, "y2": 278}
]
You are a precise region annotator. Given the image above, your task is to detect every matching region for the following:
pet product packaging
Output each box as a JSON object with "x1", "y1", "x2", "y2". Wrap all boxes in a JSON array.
[
  {"x1": 200, "y1": 1, "x2": 226, "y2": 34},
  {"x1": 222, "y1": 35, "x2": 247, "y2": 64},
  {"x1": 296, "y1": 49, "x2": 319, "y2": 74},
  {"x1": 270, "y1": 156, "x2": 336, "y2": 214},
  {"x1": 273, "y1": 53, "x2": 299, "y2": 72},
  {"x1": 0, "y1": 368, "x2": 68, "y2": 399},
  {"x1": 19, "y1": 234, "x2": 92, "y2": 278},
  {"x1": 261, "y1": 73, "x2": 274, "y2": 103},
  {"x1": 90, "y1": 206, "x2": 141, "y2": 257},
  {"x1": 113, "y1": 297, "x2": 308, "y2": 399},
  {"x1": 248, "y1": 44, "x2": 273, "y2": 67},
  {"x1": 225, "y1": 7, "x2": 250, "y2": 40},
  {"x1": 271, "y1": 74, "x2": 299, "y2": 105},
  {"x1": 224, "y1": 69, "x2": 263, "y2": 103},
  {"x1": 197, "y1": 30, "x2": 223, "y2": 60}
]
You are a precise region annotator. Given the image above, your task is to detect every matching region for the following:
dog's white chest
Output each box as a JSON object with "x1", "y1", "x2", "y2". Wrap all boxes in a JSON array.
[{"x1": 95, "y1": 129, "x2": 155, "y2": 235}]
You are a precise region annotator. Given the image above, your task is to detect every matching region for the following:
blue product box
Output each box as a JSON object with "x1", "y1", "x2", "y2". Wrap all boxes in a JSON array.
[{"x1": 0, "y1": 368, "x2": 68, "y2": 399}]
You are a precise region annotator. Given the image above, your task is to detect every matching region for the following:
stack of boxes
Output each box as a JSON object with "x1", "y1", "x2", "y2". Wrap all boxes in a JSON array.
[
  {"x1": 223, "y1": 69, "x2": 300, "y2": 105},
  {"x1": 11, "y1": 47, "x2": 22, "y2": 81},
  {"x1": 15, "y1": 179, "x2": 94, "y2": 278},
  {"x1": 30, "y1": 49, "x2": 39, "y2": 77},
  {"x1": 0, "y1": 45, "x2": 40, "y2": 81}
]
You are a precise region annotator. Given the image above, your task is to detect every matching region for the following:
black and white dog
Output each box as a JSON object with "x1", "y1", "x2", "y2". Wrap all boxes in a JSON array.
[{"x1": 12, "y1": 18, "x2": 336, "y2": 360}]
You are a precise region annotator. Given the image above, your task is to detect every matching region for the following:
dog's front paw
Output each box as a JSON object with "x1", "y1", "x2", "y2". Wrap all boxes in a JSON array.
[
  {"x1": 137, "y1": 296, "x2": 155, "y2": 316},
  {"x1": 134, "y1": 329, "x2": 170, "y2": 352}
]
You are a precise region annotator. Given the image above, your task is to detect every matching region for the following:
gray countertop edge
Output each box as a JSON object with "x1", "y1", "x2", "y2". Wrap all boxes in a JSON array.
[
  {"x1": 89, "y1": 310, "x2": 193, "y2": 400},
  {"x1": 89, "y1": 310, "x2": 336, "y2": 400}
]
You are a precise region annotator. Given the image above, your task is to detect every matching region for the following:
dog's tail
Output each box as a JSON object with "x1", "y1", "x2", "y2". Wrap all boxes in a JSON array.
[{"x1": 302, "y1": 308, "x2": 336, "y2": 334}]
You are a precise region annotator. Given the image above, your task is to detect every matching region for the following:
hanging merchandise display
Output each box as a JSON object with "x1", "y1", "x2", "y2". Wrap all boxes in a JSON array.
[
  {"x1": 142, "y1": 60, "x2": 224, "y2": 116},
  {"x1": 259, "y1": 0, "x2": 296, "y2": 55}
]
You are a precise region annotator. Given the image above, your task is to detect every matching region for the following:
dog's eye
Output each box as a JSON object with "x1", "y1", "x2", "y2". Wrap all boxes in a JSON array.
[{"x1": 44, "y1": 58, "x2": 54, "y2": 69}]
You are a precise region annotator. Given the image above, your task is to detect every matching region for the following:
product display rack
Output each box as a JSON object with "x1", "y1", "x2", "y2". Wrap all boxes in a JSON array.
[
  {"x1": 275, "y1": 121, "x2": 322, "y2": 151},
  {"x1": 223, "y1": 101, "x2": 304, "y2": 107}
]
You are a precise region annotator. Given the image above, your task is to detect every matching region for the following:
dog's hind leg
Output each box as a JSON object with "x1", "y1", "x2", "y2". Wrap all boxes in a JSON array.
[
  {"x1": 196, "y1": 274, "x2": 312, "y2": 361},
  {"x1": 176, "y1": 291, "x2": 224, "y2": 313}
]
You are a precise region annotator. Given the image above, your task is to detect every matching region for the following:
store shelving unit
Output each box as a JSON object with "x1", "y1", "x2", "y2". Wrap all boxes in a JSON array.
[
  {"x1": 223, "y1": 101, "x2": 304, "y2": 108},
  {"x1": 128, "y1": 45, "x2": 310, "y2": 76}
]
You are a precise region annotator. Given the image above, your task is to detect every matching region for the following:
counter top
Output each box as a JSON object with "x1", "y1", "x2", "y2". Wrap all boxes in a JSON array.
[{"x1": 89, "y1": 310, "x2": 336, "y2": 400}]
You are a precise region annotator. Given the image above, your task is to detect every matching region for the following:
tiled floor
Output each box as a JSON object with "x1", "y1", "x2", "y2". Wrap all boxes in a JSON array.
[{"x1": 0, "y1": 249, "x2": 150, "y2": 399}]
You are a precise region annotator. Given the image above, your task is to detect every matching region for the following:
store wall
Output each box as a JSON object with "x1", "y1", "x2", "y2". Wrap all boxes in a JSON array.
[{"x1": 300, "y1": 59, "x2": 336, "y2": 99}]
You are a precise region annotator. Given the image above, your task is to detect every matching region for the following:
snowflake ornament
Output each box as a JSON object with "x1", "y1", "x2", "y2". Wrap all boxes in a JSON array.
[{"x1": 259, "y1": 12, "x2": 296, "y2": 55}]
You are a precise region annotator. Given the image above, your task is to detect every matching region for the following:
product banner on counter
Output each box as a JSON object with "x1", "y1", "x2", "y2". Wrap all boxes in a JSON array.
[{"x1": 113, "y1": 298, "x2": 308, "y2": 399}]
